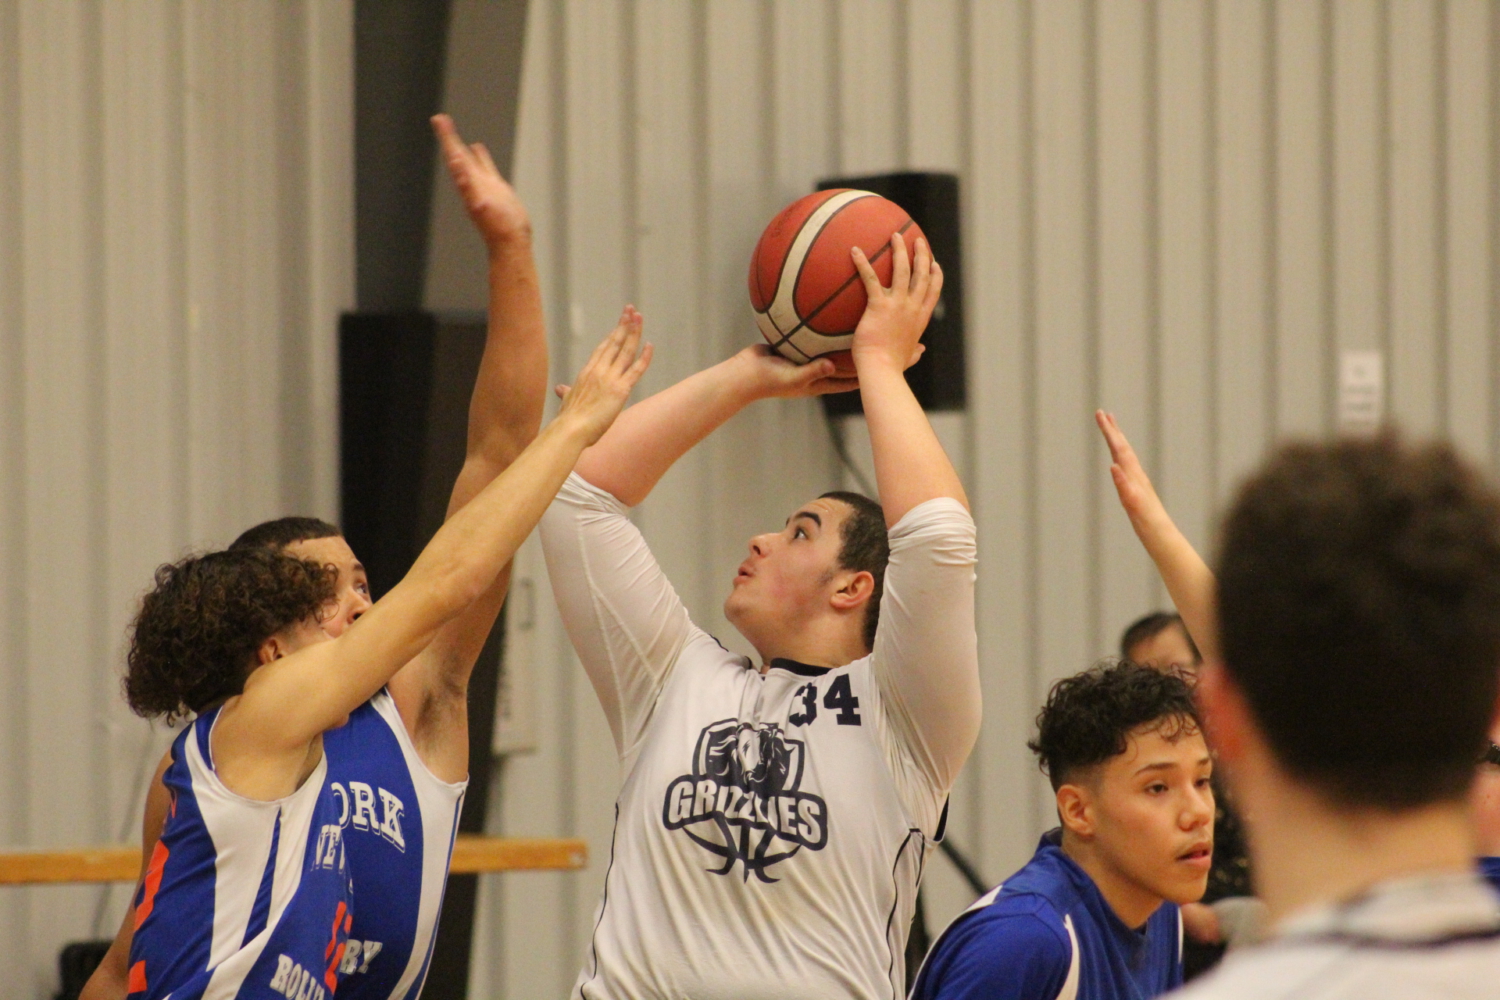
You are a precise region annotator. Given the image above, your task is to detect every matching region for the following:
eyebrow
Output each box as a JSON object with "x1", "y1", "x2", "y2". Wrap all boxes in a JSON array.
[
  {"x1": 1134, "y1": 755, "x2": 1213, "y2": 776},
  {"x1": 787, "y1": 511, "x2": 822, "y2": 528},
  {"x1": 351, "y1": 561, "x2": 366, "y2": 575}
]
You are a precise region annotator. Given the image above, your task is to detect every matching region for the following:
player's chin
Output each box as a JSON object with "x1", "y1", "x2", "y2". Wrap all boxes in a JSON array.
[{"x1": 1160, "y1": 863, "x2": 1212, "y2": 905}]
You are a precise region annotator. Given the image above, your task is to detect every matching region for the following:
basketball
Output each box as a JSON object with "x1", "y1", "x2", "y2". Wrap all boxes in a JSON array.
[{"x1": 748, "y1": 189, "x2": 926, "y2": 374}]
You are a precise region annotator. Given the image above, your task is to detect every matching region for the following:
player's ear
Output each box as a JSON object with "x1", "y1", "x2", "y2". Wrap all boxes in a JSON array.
[
  {"x1": 1056, "y1": 782, "x2": 1095, "y2": 837},
  {"x1": 256, "y1": 633, "x2": 288, "y2": 666},
  {"x1": 829, "y1": 569, "x2": 875, "y2": 611},
  {"x1": 1195, "y1": 661, "x2": 1250, "y2": 767}
]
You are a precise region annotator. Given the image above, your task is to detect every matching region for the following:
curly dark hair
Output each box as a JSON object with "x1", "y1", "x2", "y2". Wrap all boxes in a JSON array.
[
  {"x1": 1217, "y1": 432, "x2": 1500, "y2": 810},
  {"x1": 125, "y1": 549, "x2": 337, "y2": 722},
  {"x1": 820, "y1": 491, "x2": 890, "y2": 650},
  {"x1": 1028, "y1": 661, "x2": 1201, "y2": 791}
]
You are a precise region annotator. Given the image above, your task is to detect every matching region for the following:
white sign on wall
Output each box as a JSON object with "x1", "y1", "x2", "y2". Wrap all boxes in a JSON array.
[{"x1": 1338, "y1": 349, "x2": 1384, "y2": 433}]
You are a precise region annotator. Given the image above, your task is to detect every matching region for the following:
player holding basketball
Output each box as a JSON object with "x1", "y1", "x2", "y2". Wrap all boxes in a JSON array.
[
  {"x1": 541, "y1": 234, "x2": 979, "y2": 999},
  {"x1": 81, "y1": 115, "x2": 554, "y2": 1000},
  {"x1": 106, "y1": 314, "x2": 649, "y2": 1000},
  {"x1": 1097, "y1": 412, "x2": 1500, "y2": 997}
]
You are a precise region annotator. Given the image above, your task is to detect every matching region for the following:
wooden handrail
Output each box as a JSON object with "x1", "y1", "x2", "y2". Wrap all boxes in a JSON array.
[{"x1": 0, "y1": 835, "x2": 587, "y2": 885}]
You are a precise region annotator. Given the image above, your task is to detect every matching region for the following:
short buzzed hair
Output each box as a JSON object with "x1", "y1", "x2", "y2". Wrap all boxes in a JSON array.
[
  {"x1": 229, "y1": 516, "x2": 341, "y2": 552},
  {"x1": 820, "y1": 491, "x2": 890, "y2": 651},
  {"x1": 1218, "y1": 433, "x2": 1500, "y2": 810}
]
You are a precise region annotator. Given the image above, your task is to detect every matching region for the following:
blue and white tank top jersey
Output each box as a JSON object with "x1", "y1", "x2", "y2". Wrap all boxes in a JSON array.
[
  {"x1": 319, "y1": 689, "x2": 467, "y2": 1000},
  {"x1": 127, "y1": 706, "x2": 355, "y2": 1000}
]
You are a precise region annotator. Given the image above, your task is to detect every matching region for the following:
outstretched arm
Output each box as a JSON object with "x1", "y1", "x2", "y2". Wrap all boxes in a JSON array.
[
  {"x1": 851, "y1": 236, "x2": 979, "y2": 812},
  {"x1": 214, "y1": 323, "x2": 651, "y2": 798},
  {"x1": 574, "y1": 314, "x2": 856, "y2": 506},
  {"x1": 1095, "y1": 410, "x2": 1219, "y2": 663},
  {"x1": 850, "y1": 235, "x2": 966, "y2": 522},
  {"x1": 387, "y1": 115, "x2": 550, "y2": 777}
]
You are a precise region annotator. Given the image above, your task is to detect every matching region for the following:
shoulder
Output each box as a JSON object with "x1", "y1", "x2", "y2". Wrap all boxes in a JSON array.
[
  {"x1": 887, "y1": 496, "x2": 975, "y2": 548},
  {"x1": 923, "y1": 893, "x2": 1074, "y2": 999}
]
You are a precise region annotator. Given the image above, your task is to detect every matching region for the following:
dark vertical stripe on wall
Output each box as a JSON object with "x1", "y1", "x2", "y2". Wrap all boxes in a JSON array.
[
  {"x1": 1320, "y1": 0, "x2": 1337, "y2": 430},
  {"x1": 828, "y1": 0, "x2": 843, "y2": 172},
  {"x1": 548, "y1": 2, "x2": 580, "y2": 978},
  {"x1": 81, "y1": 0, "x2": 110, "y2": 842},
  {"x1": 1019, "y1": 0, "x2": 1041, "y2": 822},
  {"x1": 1375, "y1": 0, "x2": 1392, "y2": 372},
  {"x1": 0, "y1": 0, "x2": 27, "y2": 854},
  {"x1": 1434, "y1": 0, "x2": 1450, "y2": 436},
  {"x1": 354, "y1": 0, "x2": 451, "y2": 310},
  {"x1": 1492, "y1": 0, "x2": 1500, "y2": 467},
  {"x1": 1202, "y1": 0, "x2": 1219, "y2": 512},
  {"x1": 275, "y1": 3, "x2": 314, "y2": 512},
  {"x1": 1264, "y1": 0, "x2": 1280, "y2": 440},
  {"x1": 1144, "y1": 0, "x2": 1162, "y2": 586},
  {"x1": 1083, "y1": 0, "x2": 1102, "y2": 659}
]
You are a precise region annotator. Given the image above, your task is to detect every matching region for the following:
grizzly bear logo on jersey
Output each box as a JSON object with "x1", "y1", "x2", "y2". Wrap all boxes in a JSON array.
[{"x1": 662, "y1": 719, "x2": 828, "y2": 882}]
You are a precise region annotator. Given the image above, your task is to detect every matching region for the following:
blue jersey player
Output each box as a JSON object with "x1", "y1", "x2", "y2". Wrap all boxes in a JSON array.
[
  {"x1": 83, "y1": 114, "x2": 555, "y2": 1000},
  {"x1": 913, "y1": 663, "x2": 1213, "y2": 1000},
  {"x1": 1478, "y1": 738, "x2": 1500, "y2": 894},
  {"x1": 86, "y1": 308, "x2": 648, "y2": 999}
]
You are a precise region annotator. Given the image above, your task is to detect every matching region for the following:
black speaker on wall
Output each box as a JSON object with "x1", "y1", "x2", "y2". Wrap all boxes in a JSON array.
[
  {"x1": 814, "y1": 172, "x2": 966, "y2": 417},
  {"x1": 339, "y1": 310, "x2": 500, "y2": 999}
]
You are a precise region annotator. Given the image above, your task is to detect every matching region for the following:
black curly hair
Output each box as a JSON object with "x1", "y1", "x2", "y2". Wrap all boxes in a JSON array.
[
  {"x1": 1028, "y1": 661, "x2": 1201, "y2": 791},
  {"x1": 125, "y1": 548, "x2": 337, "y2": 722},
  {"x1": 1217, "y1": 432, "x2": 1500, "y2": 810}
]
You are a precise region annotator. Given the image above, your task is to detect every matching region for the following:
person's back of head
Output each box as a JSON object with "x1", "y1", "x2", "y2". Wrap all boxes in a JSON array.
[{"x1": 1217, "y1": 432, "x2": 1500, "y2": 811}]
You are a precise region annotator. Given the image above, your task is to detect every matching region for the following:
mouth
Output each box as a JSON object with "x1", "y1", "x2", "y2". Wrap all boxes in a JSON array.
[
  {"x1": 734, "y1": 562, "x2": 754, "y2": 584},
  {"x1": 1176, "y1": 843, "x2": 1213, "y2": 870}
]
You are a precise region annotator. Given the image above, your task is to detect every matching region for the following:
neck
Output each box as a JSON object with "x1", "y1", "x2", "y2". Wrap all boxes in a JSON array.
[
  {"x1": 1060, "y1": 830, "x2": 1165, "y2": 930},
  {"x1": 1243, "y1": 774, "x2": 1475, "y2": 927},
  {"x1": 744, "y1": 620, "x2": 869, "y2": 672}
]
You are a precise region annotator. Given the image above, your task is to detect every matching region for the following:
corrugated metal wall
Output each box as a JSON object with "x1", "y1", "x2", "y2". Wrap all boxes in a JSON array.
[
  {"x1": 0, "y1": 3, "x2": 351, "y2": 995},
  {"x1": 476, "y1": 1, "x2": 1500, "y2": 996}
]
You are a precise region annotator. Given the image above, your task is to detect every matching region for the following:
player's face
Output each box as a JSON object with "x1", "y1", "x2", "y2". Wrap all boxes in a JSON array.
[
  {"x1": 1088, "y1": 723, "x2": 1215, "y2": 908},
  {"x1": 724, "y1": 497, "x2": 853, "y2": 641},
  {"x1": 284, "y1": 535, "x2": 372, "y2": 637},
  {"x1": 1128, "y1": 623, "x2": 1199, "y2": 677}
]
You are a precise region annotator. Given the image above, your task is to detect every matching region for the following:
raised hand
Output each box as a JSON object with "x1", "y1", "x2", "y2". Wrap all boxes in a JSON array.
[
  {"x1": 849, "y1": 233, "x2": 942, "y2": 373},
  {"x1": 1096, "y1": 409, "x2": 1175, "y2": 543},
  {"x1": 558, "y1": 306, "x2": 654, "y2": 445},
  {"x1": 432, "y1": 113, "x2": 530, "y2": 247},
  {"x1": 1095, "y1": 409, "x2": 1220, "y2": 663}
]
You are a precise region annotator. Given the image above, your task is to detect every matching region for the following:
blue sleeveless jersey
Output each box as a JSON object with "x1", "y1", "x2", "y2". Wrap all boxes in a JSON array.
[
  {"x1": 127, "y1": 707, "x2": 355, "y2": 1000},
  {"x1": 319, "y1": 690, "x2": 466, "y2": 1000},
  {"x1": 912, "y1": 830, "x2": 1183, "y2": 1000}
]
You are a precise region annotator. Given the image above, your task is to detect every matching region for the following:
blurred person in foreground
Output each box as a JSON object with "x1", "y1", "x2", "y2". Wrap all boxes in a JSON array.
[
  {"x1": 911, "y1": 662, "x2": 1211, "y2": 1000},
  {"x1": 1098, "y1": 410, "x2": 1500, "y2": 998}
]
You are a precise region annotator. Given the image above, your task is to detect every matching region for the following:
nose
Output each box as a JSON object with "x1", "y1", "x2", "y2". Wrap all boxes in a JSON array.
[
  {"x1": 1183, "y1": 782, "x2": 1215, "y2": 830},
  {"x1": 748, "y1": 533, "x2": 773, "y2": 558},
  {"x1": 349, "y1": 590, "x2": 372, "y2": 623}
]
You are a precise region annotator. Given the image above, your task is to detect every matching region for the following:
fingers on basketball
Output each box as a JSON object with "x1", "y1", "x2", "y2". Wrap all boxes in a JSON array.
[{"x1": 890, "y1": 231, "x2": 911, "y2": 292}]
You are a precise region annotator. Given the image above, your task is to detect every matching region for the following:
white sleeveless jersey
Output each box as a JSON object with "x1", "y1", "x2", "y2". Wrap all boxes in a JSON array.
[{"x1": 541, "y1": 474, "x2": 981, "y2": 1000}]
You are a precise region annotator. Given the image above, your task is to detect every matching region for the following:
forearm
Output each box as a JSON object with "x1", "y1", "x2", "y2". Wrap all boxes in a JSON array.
[
  {"x1": 450, "y1": 234, "x2": 549, "y2": 513},
  {"x1": 1135, "y1": 511, "x2": 1221, "y2": 664},
  {"x1": 260, "y1": 414, "x2": 597, "y2": 738},
  {"x1": 857, "y1": 359, "x2": 968, "y2": 524},
  {"x1": 575, "y1": 352, "x2": 763, "y2": 506}
]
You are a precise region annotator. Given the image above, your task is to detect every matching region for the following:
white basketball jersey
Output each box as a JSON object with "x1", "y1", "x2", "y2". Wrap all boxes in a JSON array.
[
  {"x1": 575, "y1": 637, "x2": 932, "y2": 1000},
  {"x1": 541, "y1": 473, "x2": 981, "y2": 1000},
  {"x1": 1172, "y1": 872, "x2": 1500, "y2": 1000}
]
